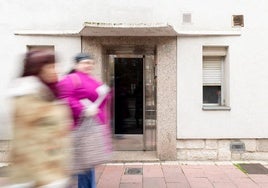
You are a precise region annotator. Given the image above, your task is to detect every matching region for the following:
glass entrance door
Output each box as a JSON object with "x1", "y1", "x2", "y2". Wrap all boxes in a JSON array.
[
  {"x1": 105, "y1": 53, "x2": 156, "y2": 151},
  {"x1": 114, "y1": 58, "x2": 143, "y2": 135}
]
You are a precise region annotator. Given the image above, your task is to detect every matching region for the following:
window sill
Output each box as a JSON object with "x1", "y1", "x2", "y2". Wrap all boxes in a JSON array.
[{"x1": 202, "y1": 106, "x2": 231, "y2": 111}]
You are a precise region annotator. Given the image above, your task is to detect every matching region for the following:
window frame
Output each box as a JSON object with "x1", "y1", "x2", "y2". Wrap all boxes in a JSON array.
[{"x1": 202, "y1": 46, "x2": 230, "y2": 110}]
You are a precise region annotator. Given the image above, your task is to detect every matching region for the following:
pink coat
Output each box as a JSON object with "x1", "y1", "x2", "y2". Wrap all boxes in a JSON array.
[{"x1": 57, "y1": 71, "x2": 110, "y2": 129}]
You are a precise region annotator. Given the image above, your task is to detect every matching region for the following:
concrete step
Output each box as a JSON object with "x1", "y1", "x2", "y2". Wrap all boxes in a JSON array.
[{"x1": 111, "y1": 151, "x2": 160, "y2": 163}]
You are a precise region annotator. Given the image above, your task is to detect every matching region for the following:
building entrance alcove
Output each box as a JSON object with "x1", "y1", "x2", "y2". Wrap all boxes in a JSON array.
[{"x1": 104, "y1": 46, "x2": 157, "y2": 151}]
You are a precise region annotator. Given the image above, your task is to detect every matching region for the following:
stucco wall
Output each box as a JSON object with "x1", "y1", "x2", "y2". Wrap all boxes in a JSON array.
[
  {"x1": 177, "y1": 34, "x2": 268, "y2": 138},
  {"x1": 2, "y1": 0, "x2": 263, "y2": 31},
  {"x1": 0, "y1": 36, "x2": 81, "y2": 139},
  {"x1": 1, "y1": 0, "x2": 268, "y2": 141}
]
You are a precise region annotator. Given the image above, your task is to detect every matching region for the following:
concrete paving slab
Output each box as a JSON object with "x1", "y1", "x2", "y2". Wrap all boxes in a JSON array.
[{"x1": 2, "y1": 162, "x2": 268, "y2": 187}]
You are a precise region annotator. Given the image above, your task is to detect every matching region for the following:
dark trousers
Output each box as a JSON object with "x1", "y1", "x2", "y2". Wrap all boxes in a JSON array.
[{"x1": 78, "y1": 168, "x2": 96, "y2": 188}]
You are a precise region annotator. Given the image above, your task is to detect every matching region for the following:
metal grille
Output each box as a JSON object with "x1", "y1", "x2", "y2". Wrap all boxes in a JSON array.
[
  {"x1": 124, "y1": 167, "x2": 143, "y2": 175},
  {"x1": 230, "y1": 141, "x2": 245, "y2": 152},
  {"x1": 233, "y1": 15, "x2": 244, "y2": 27},
  {"x1": 183, "y1": 13, "x2": 192, "y2": 23}
]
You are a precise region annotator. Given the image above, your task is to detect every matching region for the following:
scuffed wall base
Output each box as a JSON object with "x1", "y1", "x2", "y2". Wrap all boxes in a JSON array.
[
  {"x1": 3, "y1": 139, "x2": 268, "y2": 162},
  {"x1": 177, "y1": 139, "x2": 268, "y2": 161}
]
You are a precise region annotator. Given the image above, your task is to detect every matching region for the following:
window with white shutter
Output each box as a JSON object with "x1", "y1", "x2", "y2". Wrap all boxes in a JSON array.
[
  {"x1": 203, "y1": 46, "x2": 227, "y2": 106},
  {"x1": 203, "y1": 57, "x2": 222, "y2": 86}
]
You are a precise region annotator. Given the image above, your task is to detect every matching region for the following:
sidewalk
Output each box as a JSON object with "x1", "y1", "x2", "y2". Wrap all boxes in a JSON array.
[
  {"x1": 95, "y1": 162, "x2": 268, "y2": 188},
  {"x1": 1, "y1": 162, "x2": 268, "y2": 187}
]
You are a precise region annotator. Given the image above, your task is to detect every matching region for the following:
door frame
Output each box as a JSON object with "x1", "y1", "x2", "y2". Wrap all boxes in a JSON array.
[{"x1": 104, "y1": 53, "x2": 156, "y2": 151}]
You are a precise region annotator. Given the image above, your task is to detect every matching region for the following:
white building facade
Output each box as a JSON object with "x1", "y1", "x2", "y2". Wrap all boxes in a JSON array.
[{"x1": 1, "y1": 0, "x2": 268, "y2": 162}]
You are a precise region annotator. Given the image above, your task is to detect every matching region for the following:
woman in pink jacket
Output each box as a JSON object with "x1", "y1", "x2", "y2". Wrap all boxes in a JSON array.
[{"x1": 57, "y1": 53, "x2": 111, "y2": 188}]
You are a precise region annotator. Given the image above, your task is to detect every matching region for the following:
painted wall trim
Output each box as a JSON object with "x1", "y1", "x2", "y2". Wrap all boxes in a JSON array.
[
  {"x1": 14, "y1": 30, "x2": 80, "y2": 36},
  {"x1": 177, "y1": 29, "x2": 242, "y2": 36},
  {"x1": 14, "y1": 22, "x2": 242, "y2": 37}
]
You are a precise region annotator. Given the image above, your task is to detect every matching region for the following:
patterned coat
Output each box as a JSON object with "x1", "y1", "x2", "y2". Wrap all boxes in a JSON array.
[{"x1": 8, "y1": 76, "x2": 71, "y2": 186}]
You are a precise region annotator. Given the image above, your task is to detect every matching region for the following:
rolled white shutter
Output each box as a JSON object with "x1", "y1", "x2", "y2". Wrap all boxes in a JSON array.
[{"x1": 203, "y1": 57, "x2": 222, "y2": 86}]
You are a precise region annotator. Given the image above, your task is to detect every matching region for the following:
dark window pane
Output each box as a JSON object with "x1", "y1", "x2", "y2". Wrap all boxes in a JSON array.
[{"x1": 203, "y1": 86, "x2": 221, "y2": 104}]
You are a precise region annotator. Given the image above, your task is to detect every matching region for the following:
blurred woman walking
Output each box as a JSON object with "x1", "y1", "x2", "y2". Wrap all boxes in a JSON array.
[
  {"x1": 7, "y1": 50, "x2": 71, "y2": 188},
  {"x1": 58, "y1": 53, "x2": 112, "y2": 188}
]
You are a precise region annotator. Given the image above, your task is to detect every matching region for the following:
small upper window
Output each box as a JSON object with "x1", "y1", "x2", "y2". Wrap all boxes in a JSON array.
[{"x1": 27, "y1": 45, "x2": 54, "y2": 52}]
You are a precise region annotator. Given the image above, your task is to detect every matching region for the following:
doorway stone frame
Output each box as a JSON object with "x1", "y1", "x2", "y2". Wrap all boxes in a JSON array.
[{"x1": 82, "y1": 36, "x2": 177, "y2": 160}]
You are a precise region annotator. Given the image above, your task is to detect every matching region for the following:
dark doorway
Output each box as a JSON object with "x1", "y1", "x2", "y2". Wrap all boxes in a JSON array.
[{"x1": 114, "y1": 58, "x2": 143, "y2": 134}]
